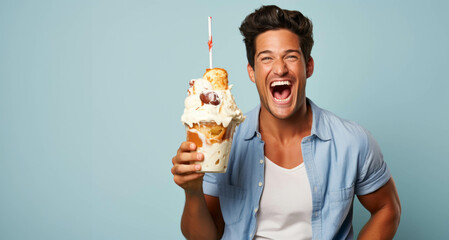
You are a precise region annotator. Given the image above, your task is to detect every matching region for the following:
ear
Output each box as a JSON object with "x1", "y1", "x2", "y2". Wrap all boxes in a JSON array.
[
  {"x1": 306, "y1": 56, "x2": 314, "y2": 78},
  {"x1": 247, "y1": 64, "x2": 256, "y2": 83}
]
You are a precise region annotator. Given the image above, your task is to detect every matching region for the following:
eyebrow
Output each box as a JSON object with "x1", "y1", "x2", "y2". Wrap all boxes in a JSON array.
[
  {"x1": 256, "y1": 50, "x2": 272, "y2": 58},
  {"x1": 256, "y1": 49, "x2": 301, "y2": 58},
  {"x1": 285, "y1": 49, "x2": 301, "y2": 55}
]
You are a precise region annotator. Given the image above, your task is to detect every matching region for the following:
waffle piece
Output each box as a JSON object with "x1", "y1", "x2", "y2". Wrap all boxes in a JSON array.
[
  {"x1": 203, "y1": 68, "x2": 228, "y2": 90},
  {"x1": 190, "y1": 122, "x2": 227, "y2": 144}
]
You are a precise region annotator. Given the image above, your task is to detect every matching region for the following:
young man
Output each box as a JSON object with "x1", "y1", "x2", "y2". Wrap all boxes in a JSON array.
[{"x1": 172, "y1": 5, "x2": 401, "y2": 240}]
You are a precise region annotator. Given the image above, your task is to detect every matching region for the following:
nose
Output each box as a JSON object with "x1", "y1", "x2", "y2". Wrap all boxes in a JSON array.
[{"x1": 273, "y1": 59, "x2": 288, "y2": 76}]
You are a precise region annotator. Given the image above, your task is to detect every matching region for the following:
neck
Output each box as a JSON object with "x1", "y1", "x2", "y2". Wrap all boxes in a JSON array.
[{"x1": 259, "y1": 100, "x2": 313, "y2": 142}]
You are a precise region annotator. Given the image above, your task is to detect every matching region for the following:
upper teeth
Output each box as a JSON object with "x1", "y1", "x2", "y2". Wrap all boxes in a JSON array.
[{"x1": 271, "y1": 81, "x2": 291, "y2": 87}]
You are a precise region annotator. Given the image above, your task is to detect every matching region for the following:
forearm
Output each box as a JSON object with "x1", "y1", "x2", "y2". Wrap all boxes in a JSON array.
[
  {"x1": 357, "y1": 207, "x2": 401, "y2": 240},
  {"x1": 181, "y1": 191, "x2": 218, "y2": 240}
]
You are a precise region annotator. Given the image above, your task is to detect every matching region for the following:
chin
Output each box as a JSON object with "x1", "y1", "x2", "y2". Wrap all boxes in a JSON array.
[{"x1": 268, "y1": 105, "x2": 296, "y2": 120}]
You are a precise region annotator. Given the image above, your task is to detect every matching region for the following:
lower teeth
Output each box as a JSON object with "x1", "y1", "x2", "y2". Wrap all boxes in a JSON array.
[{"x1": 274, "y1": 97, "x2": 288, "y2": 102}]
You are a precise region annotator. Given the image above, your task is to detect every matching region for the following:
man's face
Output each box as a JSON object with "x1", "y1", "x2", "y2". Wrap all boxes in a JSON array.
[{"x1": 247, "y1": 29, "x2": 314, "y2": 120}]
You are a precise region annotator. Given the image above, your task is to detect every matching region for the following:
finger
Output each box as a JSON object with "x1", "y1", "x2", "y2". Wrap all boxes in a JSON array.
[
  {"x1": 178, "y1": 141, "x2": 197, "y2": 153},
  {"x1": 176, "y1": 152, "x2": 204, "y2": 164},
  {"x1": 172, "y1": 163, "x2": 202, "y2": 175}
]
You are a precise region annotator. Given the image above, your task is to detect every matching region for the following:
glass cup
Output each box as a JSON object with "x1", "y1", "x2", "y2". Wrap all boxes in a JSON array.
[{"x1": 186, "y1": 121, "x2": 236, "y2": 173}]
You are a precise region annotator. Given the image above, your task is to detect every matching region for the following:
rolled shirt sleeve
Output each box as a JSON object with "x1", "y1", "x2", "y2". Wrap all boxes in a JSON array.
[
  {"x1": 203, "y1": 173, "x2": 220, "y2": 197},
  {"x1": 355, "y1": 129, "x2": 391, "y2": 195}
]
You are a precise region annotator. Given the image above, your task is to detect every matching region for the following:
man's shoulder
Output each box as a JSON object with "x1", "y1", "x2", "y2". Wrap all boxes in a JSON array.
[
  {"x1": 321, "y1": 107, "x2": 364, "y2": 130},
  {"x1": 315, "y1": 103, "x2": 371, "y2": 146}
]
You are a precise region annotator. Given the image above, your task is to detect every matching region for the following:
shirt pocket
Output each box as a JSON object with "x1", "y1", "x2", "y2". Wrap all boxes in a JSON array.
[
  {"x1": 328, "y1": 185, "x2": 355, "y2": 228},
  {"x1": 218, "y1": 184, "x2": 246, "y2": 225},
  {"x1": 329, "y1": 185, "x2": 354, "y2": 202}
]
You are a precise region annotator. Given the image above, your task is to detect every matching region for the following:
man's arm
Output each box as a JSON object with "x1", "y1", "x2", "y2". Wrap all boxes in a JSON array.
[
  {"x1": 180, "y1": 189, "x2": 224, "y2": 239},
  {"x1": 172, "y1": 141, "x2": 224, "y2": 240},
  {"x1": 357, "y1": 178, "x2": 401, "y2": 240}
]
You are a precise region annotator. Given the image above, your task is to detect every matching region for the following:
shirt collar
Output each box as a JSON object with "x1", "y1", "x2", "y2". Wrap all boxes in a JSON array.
[
  {"x1": 243, "y1": 98, "x2": 332, "y2": 141},
  {"x1": 243, "y1": 105, "x2": 260, "y2": 140},
  {"x1": 308, "y1": 98, "x2": 332, "y2": 141}
]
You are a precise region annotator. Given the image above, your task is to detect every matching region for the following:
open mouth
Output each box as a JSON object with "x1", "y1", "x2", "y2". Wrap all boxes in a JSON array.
[{"x1": 270, "y1": 80, "x2": 292, "y2": 102}]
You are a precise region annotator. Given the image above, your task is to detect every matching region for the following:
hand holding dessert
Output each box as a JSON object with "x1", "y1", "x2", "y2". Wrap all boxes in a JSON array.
[{"x1": 171, "y1": 141, "x2": 205, "y2": 194}]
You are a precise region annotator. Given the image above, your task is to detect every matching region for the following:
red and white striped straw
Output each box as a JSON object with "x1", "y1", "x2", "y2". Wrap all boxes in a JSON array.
[{"x1": 208, "y1": 16, "x2": 213, "y2": 69}]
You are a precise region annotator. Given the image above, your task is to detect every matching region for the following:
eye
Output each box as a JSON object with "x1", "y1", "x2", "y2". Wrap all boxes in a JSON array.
[
  {"x1": 260, "y1": 56, "x2": 273, "y2": 63},
  {"x1": 261, "y1": 56, "x2": 272, "y2": 61},
  {"x1": 286, "y1": 55, "x2": 298, "y2": 60}
]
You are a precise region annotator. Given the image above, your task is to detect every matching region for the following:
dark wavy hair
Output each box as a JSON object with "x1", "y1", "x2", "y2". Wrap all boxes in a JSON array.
[{"x1": 239, "y1": 5, "x2": 314, "y2": 68}]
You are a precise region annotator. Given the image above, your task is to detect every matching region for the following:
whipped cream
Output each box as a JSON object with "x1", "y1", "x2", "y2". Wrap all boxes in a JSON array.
[{"x1": 181, "y1": 78, "x2": 245, "y2": 128}]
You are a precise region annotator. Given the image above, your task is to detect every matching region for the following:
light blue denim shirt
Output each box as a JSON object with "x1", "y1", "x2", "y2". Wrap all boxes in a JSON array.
[{"x1": 203, "y1": 99, "x2": 391, "y2": 240}]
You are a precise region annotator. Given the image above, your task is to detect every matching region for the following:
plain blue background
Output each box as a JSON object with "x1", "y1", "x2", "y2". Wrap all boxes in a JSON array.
[{"x1": 1, "y1": 0, "x2": 448, "y2": 239}]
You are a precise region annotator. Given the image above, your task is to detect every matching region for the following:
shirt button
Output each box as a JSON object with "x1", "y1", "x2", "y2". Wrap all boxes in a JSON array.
[
  {"x1": 315, "y1": 212, "x2": 318, "y2": 217},
  {"x1": 314, "y1": 186, "x2": 317, "y2": 192},
  {"x1": 258, "y1": 182, "x2": 263, "y2": 187},
  {"x1": 254, "y1": 207, "x2": 258, "y2": 213},
  {"x1": 256, "y1": 133, "x2": 261, "y2": 138},
  {"x1": 260, "y1": 159, "x2": 264, "y2": 164}
]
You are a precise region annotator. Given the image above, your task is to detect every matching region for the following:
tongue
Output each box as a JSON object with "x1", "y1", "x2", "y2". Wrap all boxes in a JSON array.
[{"x1": 274, "y1": 88, "x2": 291, "y2": 99}]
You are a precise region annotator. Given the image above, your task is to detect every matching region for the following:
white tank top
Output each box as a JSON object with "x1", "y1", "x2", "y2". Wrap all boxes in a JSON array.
[{"x1": 254, "y1": 157, "x2": 313, "y2": 240}]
